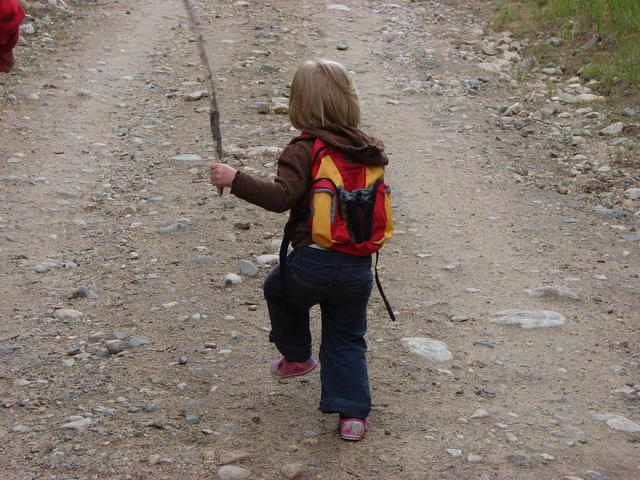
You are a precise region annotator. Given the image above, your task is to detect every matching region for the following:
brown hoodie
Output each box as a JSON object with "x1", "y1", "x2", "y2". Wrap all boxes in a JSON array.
[{"x1": 231, "y1": 124, "x2": 388, "y2": 248}]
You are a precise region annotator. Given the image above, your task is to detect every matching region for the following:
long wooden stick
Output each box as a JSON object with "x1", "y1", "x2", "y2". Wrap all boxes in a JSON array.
[{"x1": 181, "y1": 0, "x2": 225, "y2": 196}]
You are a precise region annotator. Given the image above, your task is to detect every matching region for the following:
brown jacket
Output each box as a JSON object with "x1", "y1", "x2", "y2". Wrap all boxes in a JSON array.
[{"x1": 231, "y1": 124, "x2": 388, "y2": 248}]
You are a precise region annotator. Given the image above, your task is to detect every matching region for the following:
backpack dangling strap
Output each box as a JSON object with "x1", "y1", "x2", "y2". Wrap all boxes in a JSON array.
[
  {"x1": 279, "y1": 210, "x2": 308, "y2": 302},
  {"x1": 374, "y1": 251, "x2": 396, "y2": 321}
]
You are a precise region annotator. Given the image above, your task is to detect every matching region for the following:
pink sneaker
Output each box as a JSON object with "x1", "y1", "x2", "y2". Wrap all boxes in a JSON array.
[
  {"x1": 339, "y1": 418, "x2": 369, "y2": 441},
  {"x1": 269, "y1": 357, "x2": 317, "y2": 379}
]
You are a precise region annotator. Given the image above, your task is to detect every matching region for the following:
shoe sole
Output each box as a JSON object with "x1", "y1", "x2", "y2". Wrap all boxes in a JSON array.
[{"x1": 270, "y1": 361, "x2": 317, "y2": 379}]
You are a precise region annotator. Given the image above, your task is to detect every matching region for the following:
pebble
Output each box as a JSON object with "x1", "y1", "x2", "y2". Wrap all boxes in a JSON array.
[
  {"x1": 219, "y1": 451, "x2": 250, "y2": 465},
  {"x1": 446, "y1": 448, "x2": 462, "y2": 457},
  {"x1": 61, "y1": 417, "x2": 91, "y2": 430},
  {"x1": 152, "y1": 413, "x2": 168, "y2": 429},
  {"x1": 183, "y1": 91, "x2": 208, "y2": 101},
  {"x1": 236, "y1": 259, "x2": 259, "y2": 277},
  {"x1": 547, "y1": 37, "x2": 563, "y2": 46},
  {"x1": 621, "y1": 107, "x2": 636, "y2": 117},
  {"x1": 593, "y1": 413, "x2": 640, "y2": 432},
  {"x1": 524, "y1": 285, "x2": 580, "y2": 300},
  {"x1": 224, "y1": 273, "x2": 242, "y2": 286},
  {"x1": 327, "y1": 4, "x2": 350, "y2": 11},
  {"x1": 128, "y1": 338, "x2": 149, "y2": 347},
  {"x1": 491, "y1": 310, "x2": 566, "y2": 328},
  {"x1": 585, "y1": 472, "x2": 607, "y2": 480},
  {"x1": 54, "y1": 309, "x2": 83, "y2": 319},
  {"x1": 281, "y1": 462, "x2": 305, "y2": 479},
  {"x1": 256, "y1": 254, "x2": 279, "y2": 265},
  {"x1": 599, "y1": 122, "x2": 624, "y2": 136},
  {"x1": 159, "y1": 223, "x2": 188, "y2": 234},
  {"x1": 170, "y1": 153, "x2": 202, "y2": 162},
  {"x1": 185, "y1": 414, "x2": 199, "y2": 424},
  {"x1": 69, "y1": 287, "x2": 99, "y2": 299},
  {"x1": 623, "y1": 188, "x2": 640, "y2": 200},
  {"x1": 400, "y1": 337, "x2": 453, "y2": 362},
  {"x1": 234, "y1": 220, "x2": 251, "y2": 230},
  {"x1": 217, "y1": 465, "x2": 251, "y2": 480},
  {"x1": 507, "y1": 453, "x2": 535, "y2": 467}
]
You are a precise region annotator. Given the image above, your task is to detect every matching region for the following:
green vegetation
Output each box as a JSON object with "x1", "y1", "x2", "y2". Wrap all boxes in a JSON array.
[{"x1": 496, "y1": 0, "x2": 640, "y2": 90}]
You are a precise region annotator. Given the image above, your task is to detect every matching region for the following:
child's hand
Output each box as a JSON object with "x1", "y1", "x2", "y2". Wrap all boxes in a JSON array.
[{"x1": 210, "y1": 163, "x2": 237, "y2": 188}]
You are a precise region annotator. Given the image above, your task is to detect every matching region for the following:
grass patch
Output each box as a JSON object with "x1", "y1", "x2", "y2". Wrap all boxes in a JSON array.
[{"x1": 493, "y1": 0, "x2": 640, "y2": 91}]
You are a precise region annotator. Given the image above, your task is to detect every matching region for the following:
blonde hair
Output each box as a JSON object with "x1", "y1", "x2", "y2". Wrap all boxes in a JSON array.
[{"x1": 288, "y1": 59, "x2": 361, "y2": 130}]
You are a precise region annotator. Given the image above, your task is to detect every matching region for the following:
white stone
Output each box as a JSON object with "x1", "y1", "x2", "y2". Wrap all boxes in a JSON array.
[
  {"x1": 327, "y1": 4, "x2": 350, "y2": 11},
  {"x1": 600, "y1": 122, "x2": 624, "y2": 136},
  {"x1": 446, "y1": 448, "x2": 462, "y2": 457},
  {"x1": 224, "y1": 273, "x2": 242, "y2": 286},
  {"x1": 236, "y1": 260, "x2": 259, "y2": 277},
  {"x1": 170, "y1": 153, "x2": 202, "y2": 162},
  {"x1": 467, "y1": 455, "x2": 483, "y2": 462},
  {"x1": 401, "y1": 337, "x2": 453, "y2": 362},
  {"x1": 61, "y1": 418, "x2": 91, "y2": 430},
  {"x1": 594, "y1": 414, "x2": 640, "y2": 432},
  {"x1": 490, "y1": 310, "x2": 566, "y2": 328},
  {"x1": 624, "y1": 188, "x2": 640, "y2": 200},
  {"x1": 470, "y1": 409, "x2": 490, "y2": 419},
  {"x1": 217, "y1": 465, "x2": 251, "y2": 480},
  {"x1": 256, "y1": 254, "x2": 279, "y2": 265},
  {"x1": 524, "y1": 285, "x2": 580, "y2": 300},
  {"x1": 54, "y1": 309, "x2": 83, "y2": 319}
]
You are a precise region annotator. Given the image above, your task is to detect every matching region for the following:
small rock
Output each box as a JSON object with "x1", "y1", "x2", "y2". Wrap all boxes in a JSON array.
[
  {"x1": 336, "y1": 44, "x2": 349, "y2": 51},
  {"x1": 593, "y1": 413, "x2": 640, "y2": 432},
  {"x1": 105, "y1": 340, "x2": 125, "y2": 354},
  {"x1": 171, "y1": 153, "x2": 202, "y2": 162},
  {"x1": 152, "y1": 413, "x2": 168, "y2": 429},
  {"x1": 128, "y1": 338, "x2": 149, "y2": 347},
  {"x1": 401, "y1": 337, "x2": 453, "y2": 362},
  {"x1": 69, "y1": 287, "x2": 99, "y2": 299},
  {"x1": 224, "y1": 273, "x2": 242, "y2": 286},
  {"x1": 446, "y1": 448, "x2": 462, "y2": 457},
  {"x1": 621, "y1": 107, "x2": 636, "y2": 117},
  {"x1": 281, "y1": 462, "x2": 305, "y2": 479},
  {"x1": 256, "y1": 254, "x2": 279, "y2": 265},
  {"x1": 236, "y1": 260, "x2": 259, "y2": 277},
  {"x1": 159, "y1": 223, "x2": 188, "y2": 234},
  {"x1": 327, "y1": 4, "x2": 350, "y2": 11},
  {"x1": 548, "y1": 37, "x2": 563, "y2": 46},
  {"x1": 61, "y1": 417, "x2": 91, "y2": 430},
  {"x1": 623, "y1": 188, "x2": 640, "y2": 200},
  {"x1": 234, "y1": 220, "x2": 251, "y2": 230},
  {"x1": 524, "y1": 285, "x2": 580, "y2": 300},
  {"x1": 585, "y1": 472, "x2": 607, "y2": 480},
  {"x1": 183, "y1": 91, "x2": 208, "y2": 102},
  {"x1": 600, "y1": 122, "x2": 624, "y2": 136},
  {"x1": 507, "y1": 453, "x2": 535, "y2": 467},
  {"x1": 217, "y1": 465, "x2": 251, "y2": 480},
  {"x1": 491, "y1": 310, "x2": 566, "y2": 328},
  {"x1": 54, "y1": 309, "x2": 83, "y2": 319},
  {"x1": 185, "y1": 414, "x2": 199, "y2": 424},
  {"x1": 219, "y1": 451, "x2": 250, "y2": 465},
  {"x1": 470, "y1": 409, "x2": 490, "y2": 419}
]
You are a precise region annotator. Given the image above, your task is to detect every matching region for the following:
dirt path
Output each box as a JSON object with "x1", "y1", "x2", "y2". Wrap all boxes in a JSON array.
[{"x1": 1, "y1": 1, "x2": 639, "y2": 479}]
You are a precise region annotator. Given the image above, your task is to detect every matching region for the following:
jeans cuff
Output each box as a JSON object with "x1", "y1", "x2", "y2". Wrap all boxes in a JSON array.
[
  {"x1": 320, "y1": 397, "x2": 371, "y2": 420},
  {"x1": 269, "y1": 331, "x2": 311, "y2": 362}
]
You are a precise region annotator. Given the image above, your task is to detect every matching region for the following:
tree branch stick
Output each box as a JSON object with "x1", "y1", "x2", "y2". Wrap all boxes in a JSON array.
[{"x1": 181, "y1": 0, "x2": 225, "y2": 196}]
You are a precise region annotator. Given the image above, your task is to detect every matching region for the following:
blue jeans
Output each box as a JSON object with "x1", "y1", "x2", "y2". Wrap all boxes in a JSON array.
[{"x1": 263, "y1": 246, "x2": 373, "y2": 420}]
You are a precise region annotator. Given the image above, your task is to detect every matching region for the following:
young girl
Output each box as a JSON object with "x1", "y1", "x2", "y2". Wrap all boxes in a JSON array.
[{"x1": 210, "y1": 59, "x2": 389, "y2": 441}]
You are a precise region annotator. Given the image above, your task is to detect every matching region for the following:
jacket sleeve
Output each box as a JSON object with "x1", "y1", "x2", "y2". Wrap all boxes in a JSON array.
[
  {"x1": 0, "y1": 0, "x2": 25, "y2": 55},
  {"x1": 230, "y1": 141, "x2": 311, "y2": 213}
]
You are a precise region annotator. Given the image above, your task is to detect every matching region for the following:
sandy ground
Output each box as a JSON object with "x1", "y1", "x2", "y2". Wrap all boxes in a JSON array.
[{"x1": 1, "y1": 1, "x2": 639, "y2": 479}]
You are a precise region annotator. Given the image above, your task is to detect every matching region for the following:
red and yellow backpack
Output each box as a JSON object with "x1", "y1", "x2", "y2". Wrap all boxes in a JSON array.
[{"x1": 280, "y1": 134, "x2": 395, "y2": 320}]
